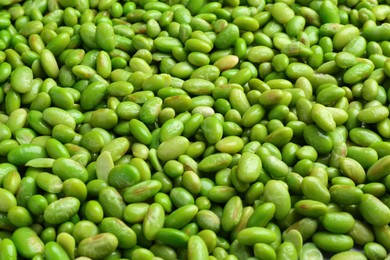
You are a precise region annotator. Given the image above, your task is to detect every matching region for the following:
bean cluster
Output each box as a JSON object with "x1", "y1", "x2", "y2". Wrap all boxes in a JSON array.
[{"x1": 1, "y1": 0, "x2": 390, "y2": 259}]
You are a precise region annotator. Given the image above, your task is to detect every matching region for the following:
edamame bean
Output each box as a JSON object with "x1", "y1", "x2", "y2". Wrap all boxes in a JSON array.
[
  {"x1": 7, "y1": 144, "x2": 47, "y2": 166},
  {"x1": 143, "y1": 203, "x2": 165, "y2": 241},
  {"x1": 98, "y1": 187, "x2": 126, "y2": 219},
  {"x1": 156, "y1": 228, "x2": 189, "y2": 248},
  {"x1": 0, "y1": 238, "x2": 17, "y2": 260},
  {"x1": 340, "y1": 157, "x2": 366, "y2": 184},
  {"x1": 52, "y1": 158, "x2": 88, "y2": 182},
  {"x1": 262, "y1": 180, "x2": 291, "y2": 220},
  {"x1": 364, "y1": 242, "x2": 387, "y2": 260},
  {"x1": 299, "y1": 243, "x2": 323, "y2": 260},
  {"x1": 322, "y1": 212, "x2": 355, "y2": 234},
  {"x1": 165, "y1": 204, "x2": 198, "y2": 229},
  {"x1": 312, "y1": 232, "x2": 354, "y2": 253},
  {"x1": 44, "y1": 241, "x2": 70, "y2": 260},
  {"x1": 0, "y1": 188, "x2": 17, "y2": 212},
  {"x1": 367, "y1": 155, "x2": 390, "y2": 182},
  {"x1": 330, "y1": 251, "x2": 367, "y2": 260},
  {"x1": 237, "y1": 227, "x2": 277, "y2": 246},
  {"x1": 43, "y1": 197, "x2": 80, "y2": 225},
  {"x1": 221, "y1": 196, "x2": 242, "y2": 232},
  {"x1": 247, "y1": 202, "x2": 275, "y2": 228},
  {"x1": 10, "y1": 66, "x2": 33, "y2": 93},
  {"x1": 254, "y1": 243, "x2": 276, "y2": 260},
  {"x1": 295, "y1": 200, "x2": 328, "y2": 218},
  {"x1": 99, "y1": 217, "x2": 137, "y2": 249},
  {"x1": 123, "y1": 180, "x2": 162, "y2": 203},
  {"x1": 330, "y1": 185, "x2": 363, "y2": 205},
  {"x1": 236, "y1": 152, "x2": 261, "y2": 183},
  {"x1": 77, "y1": 233, "x2": 118, "y2": 259},
  {"x1": 359, "y1": 193, "x2": 390, "y2": 226},
  {"x1": 12, "y1": 227, "x2": 44, "y2": 258},
  {"x1": 188, "y1": 235, "x2": 209, "y2": 260}
]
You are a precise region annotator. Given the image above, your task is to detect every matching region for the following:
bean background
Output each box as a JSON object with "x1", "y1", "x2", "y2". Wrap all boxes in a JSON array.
[{"x1": 1, "y1": 0, "x2": 390, "y2": 259}]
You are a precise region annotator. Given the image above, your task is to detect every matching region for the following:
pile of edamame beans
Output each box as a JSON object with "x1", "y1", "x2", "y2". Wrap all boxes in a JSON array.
[{"x1": 1, "y1": 0, "x2": 390, "y2": 259}]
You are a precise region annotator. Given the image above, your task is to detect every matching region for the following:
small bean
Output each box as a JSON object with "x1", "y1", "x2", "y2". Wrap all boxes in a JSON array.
[
  {"x1": 312, "y1": 232, "x2": 354, "y2": 253},
  {"x1": 77, "y1": 233, "x2": 118, "y2": 259}
]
